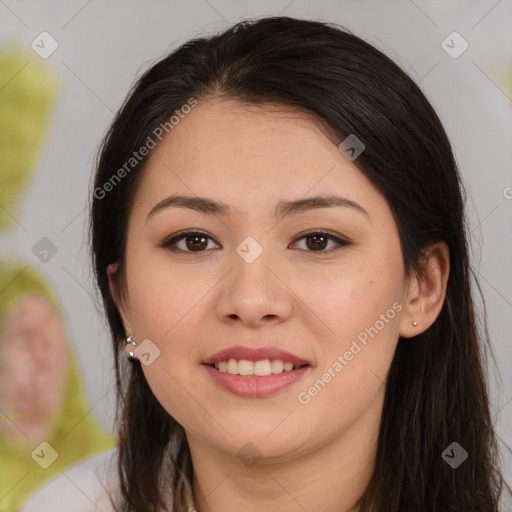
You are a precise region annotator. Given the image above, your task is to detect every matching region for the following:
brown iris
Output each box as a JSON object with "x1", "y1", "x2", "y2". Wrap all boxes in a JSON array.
[
  {"x1": 304, "y1": 233, "x2": 328, "y2": 251},
  {"x1": 185, "y1": 234, "x2": 208, "y2": 251}
]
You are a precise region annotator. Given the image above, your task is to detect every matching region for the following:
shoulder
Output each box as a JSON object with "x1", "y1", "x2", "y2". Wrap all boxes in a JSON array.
[{"x1": 18, "y1": 447, "x2": 120, "y2": 512}]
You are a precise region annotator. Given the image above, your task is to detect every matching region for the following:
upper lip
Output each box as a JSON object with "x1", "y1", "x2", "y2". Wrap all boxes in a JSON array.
[{"x1": 203, "y1": 345, "x2": 311, "y2": 366}]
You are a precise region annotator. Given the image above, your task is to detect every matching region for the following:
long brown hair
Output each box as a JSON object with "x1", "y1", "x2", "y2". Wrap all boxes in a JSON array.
[{"x1": 89, "y1": 15, "x2": 511, "y2": 511}]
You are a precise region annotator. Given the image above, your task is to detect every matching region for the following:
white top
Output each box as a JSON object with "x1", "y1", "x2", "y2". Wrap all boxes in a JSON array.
[{"x1": 18, "y1": 448, "x2": 120, "y2": 512}]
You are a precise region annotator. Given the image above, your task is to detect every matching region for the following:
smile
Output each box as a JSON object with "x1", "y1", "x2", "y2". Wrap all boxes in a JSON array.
[
  {"x1": 202, "y1": 361, "x2": 310, "y2": 398},
  {"x1": 209, "y1": 358, "x2": 307, "y2": 377}
]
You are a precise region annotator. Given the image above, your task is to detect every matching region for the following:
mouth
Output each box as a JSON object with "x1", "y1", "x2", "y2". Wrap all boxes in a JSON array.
[
  {"x1": 205, "y1": 359, "x2": 309, "y2": 377},
  {"x1": 201, "y1": 345, "x2": 312, "y2": 397},
  {"x1": 202, "y1": 344, "x2": 312, "y2": 372},
  {"x1": 202, "y1": 362, "x2": 310, "y2": 398}
]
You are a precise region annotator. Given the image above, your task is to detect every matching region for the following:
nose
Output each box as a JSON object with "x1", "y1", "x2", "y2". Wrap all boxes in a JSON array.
[{"x1": 215, "y1": 247, "x2": 293, "y2": 328}]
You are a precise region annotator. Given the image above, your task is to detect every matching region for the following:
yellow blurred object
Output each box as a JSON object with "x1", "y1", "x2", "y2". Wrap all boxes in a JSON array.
[
  {"x1": 0, "y1": 49, "x2": 116, "y2": 512},
  {"x1": 0, "y1": 263, "x2": 116, "y2": 512},
  {"x1": 0, "y1": 51, "x2": 58, "y2": 230}
]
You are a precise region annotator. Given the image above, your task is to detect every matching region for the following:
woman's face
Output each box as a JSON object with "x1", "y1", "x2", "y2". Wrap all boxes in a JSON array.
[{"x1": 110, "y1": 96, "x2": 413, "y2": 463}]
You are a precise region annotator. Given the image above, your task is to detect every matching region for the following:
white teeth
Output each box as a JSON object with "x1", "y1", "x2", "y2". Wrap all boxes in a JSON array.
[
  {"x1": 254, "y1": 359, "x2": 272, "y2": 376},
  {"x1": 271, "y1": 360, "x2": 283, "y2": 374},
  {"x1": 212, "y1": 358, "x2": 304, "y2": 376},
  {"x1": 227, "y1": 358, "x2": 238, "y2": 375},
  {"x1": 238, "y1": 359, "x2": 254, "y2": 375}
]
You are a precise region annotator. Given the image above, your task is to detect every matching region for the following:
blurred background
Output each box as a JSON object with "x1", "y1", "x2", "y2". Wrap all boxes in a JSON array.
[{"x1": 0, "y1": 1, "x2": 511, "y2": 510}]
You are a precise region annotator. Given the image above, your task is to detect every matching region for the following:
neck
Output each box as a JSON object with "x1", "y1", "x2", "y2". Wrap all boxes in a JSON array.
[{"x1": 187, "y1": 390, "x2": 383, "y2": 512}]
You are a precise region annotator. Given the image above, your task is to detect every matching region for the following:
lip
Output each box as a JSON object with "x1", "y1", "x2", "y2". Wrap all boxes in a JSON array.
[
  {"x1": 202, "y1": 344, "x2": 312, "y2": 398},
  {"x1": 203, "y1": 344, "x2": 311, "y2": 366},
  {"x1": 203, "y1": 364, "x2": 310, "y2": 398}
]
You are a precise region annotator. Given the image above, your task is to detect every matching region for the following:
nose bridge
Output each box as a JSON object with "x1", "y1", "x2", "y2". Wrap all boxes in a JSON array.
[
  {"x1": 216, "y1": 234, "x2": 292, "y2": 324},
  {"x1": 231, "y1": 234, "x2": 277, "y2": 295}
]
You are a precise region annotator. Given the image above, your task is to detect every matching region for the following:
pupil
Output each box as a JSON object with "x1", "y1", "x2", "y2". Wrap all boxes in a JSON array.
[
  {"x1": 187, "y1": 235, "x2": 207, "y2": 251},
  {"x1": 306, "y1": 234, "x2": 327, "y2": 250}
]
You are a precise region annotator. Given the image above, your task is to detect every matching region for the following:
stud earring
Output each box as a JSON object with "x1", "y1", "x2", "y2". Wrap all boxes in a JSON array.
[
  {"x1": 412, "y1": 321, "x2": 418, "y2": 327},
  {"x1": 126, "y1": 334, "x2": 137, "y2": 359}
]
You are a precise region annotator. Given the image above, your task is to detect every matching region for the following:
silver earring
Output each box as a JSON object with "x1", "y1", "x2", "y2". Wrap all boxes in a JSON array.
[
  {"x1": 412, "y1": 321, "x2": 418, "y2": 327},
  {"x1": 126, "y1": 334, "x2": 137, "y2": 359}
]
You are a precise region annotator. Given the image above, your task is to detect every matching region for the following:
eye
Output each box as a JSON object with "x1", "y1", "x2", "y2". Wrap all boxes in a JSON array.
[
  {"x1": 291, "y1": 231, "x2": 351, "y2": 253},
  {"x1": 160, "y1": 230, "x2": 351, "y2": 254},
  {"x1": 160, "y1": 230, "x2": 219, "y2": 253}
]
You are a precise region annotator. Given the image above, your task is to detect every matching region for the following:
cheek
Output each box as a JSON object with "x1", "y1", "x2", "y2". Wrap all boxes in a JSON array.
[
  {"x1": 125, "y1": 253, "x2": 209, "y2": 419},
  {"x1": 299, "y1": 258, "x2": 401, "y2": 347},
  {"x1": 293, "y1": 287, "x2": 399, "y2": 443},
  {"x1": 297, "y1": 258, "x2": 401, "y2": 401},
  {"x1": 126, "y1": 248, "x2": 206, "y2": 338},
  {"x1": 140, "y1": 344, "x2": 214, "y2": 439}
]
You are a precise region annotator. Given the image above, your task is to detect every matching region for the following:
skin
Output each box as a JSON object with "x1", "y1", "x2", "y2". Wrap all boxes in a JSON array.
[
  {"x1": 108, "y1": 96, "x2": 450, "y2": 512},
  {"x1": 0, "y1": 294, "x2": 69, "y2": 446}
]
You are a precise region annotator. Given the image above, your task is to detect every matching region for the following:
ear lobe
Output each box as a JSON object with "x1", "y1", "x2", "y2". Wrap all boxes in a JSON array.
[
  {"x1": 399, "y1": 242, "x2": 450, "y2": 339},
  {"x1": 107, "y1": 263, "x2": 133, "y2": 336}
]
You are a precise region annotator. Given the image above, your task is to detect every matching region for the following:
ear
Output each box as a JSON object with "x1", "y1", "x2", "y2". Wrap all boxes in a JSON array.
[
  {"x1": 107, "y1": 263, "x2": 133, "y2": 338},
  {"x1": 399, "y1": 241, "x2": 450, "y2": 338}
]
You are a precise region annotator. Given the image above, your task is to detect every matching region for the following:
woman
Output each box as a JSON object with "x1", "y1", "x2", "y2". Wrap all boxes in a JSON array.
[{"x1": 20, "y1": 15, "x2": 511, "y2": 512}]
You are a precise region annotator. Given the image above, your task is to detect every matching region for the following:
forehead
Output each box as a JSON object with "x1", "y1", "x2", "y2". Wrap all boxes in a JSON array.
[
  {"x1": 130, "y1": 96, "x2": 386, "y2": 222},
  {"x1": 161, "y1": 97, "x2": 340, "y2": 159}
]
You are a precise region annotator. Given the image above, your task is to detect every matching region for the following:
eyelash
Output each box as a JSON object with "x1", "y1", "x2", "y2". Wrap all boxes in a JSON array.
[{"x1": 159, "y1": 229, "x2": 351, "y2": 254}]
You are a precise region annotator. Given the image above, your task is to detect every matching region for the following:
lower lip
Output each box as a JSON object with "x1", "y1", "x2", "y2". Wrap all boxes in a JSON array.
[{"x1": 202, "y1": 364, "x2": 310, "y2": 398}]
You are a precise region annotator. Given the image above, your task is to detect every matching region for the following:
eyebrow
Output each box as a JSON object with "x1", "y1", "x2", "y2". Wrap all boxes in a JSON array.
[{"x1": 146, "y1": 193, "x2": 370, "y2": 221}]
